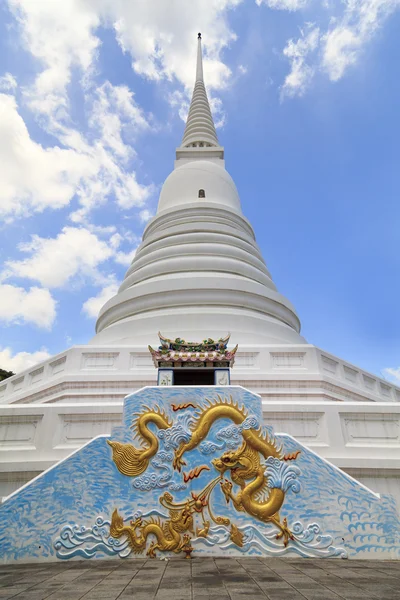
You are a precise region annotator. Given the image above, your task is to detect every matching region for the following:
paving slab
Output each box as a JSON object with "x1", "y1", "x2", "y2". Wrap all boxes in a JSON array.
[{"x1": 1, "y1": 558, "x2": 400, "y2": 600}]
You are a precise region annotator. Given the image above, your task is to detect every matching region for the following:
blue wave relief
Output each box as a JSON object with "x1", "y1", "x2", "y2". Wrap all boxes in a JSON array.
[{"x1": 54, "y1": 515, "x2": 346, "y2": 560}]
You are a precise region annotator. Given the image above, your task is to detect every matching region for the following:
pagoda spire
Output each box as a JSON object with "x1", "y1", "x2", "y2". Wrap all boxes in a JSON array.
[
  {"x1": 195, "y1": 31, "x2": 204, "y2": 82},
  {"x1": 180, "y1": 33, "x2": 220, "y2": 150}
]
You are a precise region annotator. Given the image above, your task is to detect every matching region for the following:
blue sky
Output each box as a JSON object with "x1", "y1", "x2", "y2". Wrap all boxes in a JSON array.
[{"x1": 0, "y1": 0, "x2": 399, "y2": 381}]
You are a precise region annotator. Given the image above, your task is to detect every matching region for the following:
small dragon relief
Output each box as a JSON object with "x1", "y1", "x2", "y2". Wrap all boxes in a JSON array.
[
  {"x1": 110, "y1": 506, "x2": 193, "y2": 558},
  {"x1": 107, "y1": 394, "x2": 301, "y2": 557}
]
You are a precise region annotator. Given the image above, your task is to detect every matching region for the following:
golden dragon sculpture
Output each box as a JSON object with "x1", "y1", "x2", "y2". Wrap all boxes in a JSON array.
[
  {"x1": 110, "y1": 505, "x2": 193, "y2": 558},
  {"x1": 172, "y1": 395, "x2": 283, "y2": 471},
  {"x1": 107, "y1": 395, "x2": 299, "y2": 552},
  {"x1": 212, "y1": 442, "x2": 294, "y2": 546},
  {"x1": 109, "y1": 478, "x2": 229, "y2": 558},
  {"x1": 107, "y1": 406, "x2": 172, "y2": 476}
]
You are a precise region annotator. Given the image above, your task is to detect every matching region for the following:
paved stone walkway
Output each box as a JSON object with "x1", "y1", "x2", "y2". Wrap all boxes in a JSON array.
[{"x1": 1, "y1": 558, "x2": 400, "y2": 600}]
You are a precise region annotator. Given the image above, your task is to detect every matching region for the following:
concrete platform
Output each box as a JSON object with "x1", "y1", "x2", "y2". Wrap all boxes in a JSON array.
[{"x1": 1, "y1": 558, "x2": 400, "y2": 600}]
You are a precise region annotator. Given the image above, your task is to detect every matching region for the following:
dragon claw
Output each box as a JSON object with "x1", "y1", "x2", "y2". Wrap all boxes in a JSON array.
[
  {"x1": 146, "y1": 542, "x2": 157, "y2": 558},
  {"x1": 172, "y1": 452, "x2": 186, "y2": 472},
  {"x1": 220, "y1": 479, "x2": 233, "y2": 503},
  {"x1": 274, "y1": 517, "x2": 293, "y2": 547}
]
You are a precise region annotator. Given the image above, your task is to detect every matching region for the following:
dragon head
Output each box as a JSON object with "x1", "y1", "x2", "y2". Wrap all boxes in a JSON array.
[
  {"x1": 172, "y1": 503, "x2": 194, "y2": 534},
  {"x1": 212, "y1": 444, "x2": 244, "y2": 474}
]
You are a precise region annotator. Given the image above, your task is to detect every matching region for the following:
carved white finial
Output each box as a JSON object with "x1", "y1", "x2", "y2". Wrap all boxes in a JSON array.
[{"x1": 196, "y1": 33, "x2": 203, "y2": 83}]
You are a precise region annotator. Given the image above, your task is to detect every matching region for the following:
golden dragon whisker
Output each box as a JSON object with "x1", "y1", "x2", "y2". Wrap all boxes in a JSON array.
[{"x1": 171, "y1": 402, "x2": 197, "y2": 411}]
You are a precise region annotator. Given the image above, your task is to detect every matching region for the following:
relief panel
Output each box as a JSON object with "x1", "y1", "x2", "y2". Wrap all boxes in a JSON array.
[
  {"x1": 379, "y1": 383, "x2": 392, "y2": 399},
  {"x1": 57, "y1": 413, "x2": 122, "y2": 447},
  {"x1": 341, "y1": 413, "x2": 400, "y2": 446},
  {"x1": 0, "y1": 415, "x2": 43, "y2": 449},
  {"x1": 11, "y1": 376, "x2": 24, "y2": 392},
  {"x1": 30, "y1": 366, "x2": 44, "y2": 385},
  {"x1": 50, "y1": 356, "x2": 67, "y2": 375},
  {"x1": 81, "y1": 352, "x2": 119, "y2": 370},
  {"x1": 130, "y1": 352, "x2": 154, "y2": 369},
  {"x1": 270, "y1": 352, "x2": 306, "y2": 369},
  {"x1": 321, "y1": 355, "x2": 338, "y2": 375},
  {"x1": 234, "y1": 352, "x2": 259, "y2": 369},
  {"x1": 363, "y1": 374, "x2": 376, "y2": 391},
  {"x1": 264, "y1": 412, "x2": 323, "y2": 444},
  {"x1": 343, "y1": 366, "x2": 358, "y2": 384}
]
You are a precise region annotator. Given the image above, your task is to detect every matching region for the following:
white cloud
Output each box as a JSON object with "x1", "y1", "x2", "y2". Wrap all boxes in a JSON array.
[
  {"x1": 0, "y1": 73, "x2": 17, "y2": 92},
  {"x1": 1, "y1": 5, "x2": 156, "y2": 223},
  {"x1": 383, "y1": 367, "x2": 400, "y2": 383},
  {"x1": 0, "y1": 88, "x2": 153, "y2": 222},
  {"x1": 4, "y1": 226, "x2": 115, "y2": 289},
  {"x1": 1, "y1": 0, "x2": 242, "y2": 222},
  {"x1": 88, "y1": 81, "x2": 149, "y2": 159},
  {"x1": 256, "y1": 0, "x2": 308, "y2": 9},
  {"x1": 322, "y1": 27, "x2": 360, "y2": 81},
  {"x1": 108, "y1": 0, "x2": 239, "y2": 90},
  {"x1": 278, "y1": 0, "x2": 400, "y2": 97},
  {"x1": 138, "y1": 209, "x2": 153, "y2": 223},
  {"x1": 281, "y1": 27, "x2": 320, "y2": 98},
  {"x1": 9, "y1": 0, "x2": 100, "y2": 118},
  {"x1": 321, "y1": 0, "x2": 400, "y2": 82},
  {"x1": 9, "y1": 0, "x2": 240, "y2": 110},
  {"x1": 0, "y1": 347, "x2": 51, "y2": 374},
  {"x1": 208, "y1": 96, "x2": 227, "y2": 129},
  {"x1": 109, "y1": 233, "x2": 123, "y2": 249},
  {"x1": 0, "y1": 94, "x2": 96, "y2": 220},
  {"x1": 82, "y1": 283, "x2": 119, "y2": 318},
  {"x1": 3, "y1": 226, "x2": 139, "y2": 317},
  {"x1": 0, "y1": 284, "x2": 56, "y2": 329},
  {"x1": 8, "y1": 0, "x2": 239, "y2": 141},
  {"x1": 169, "y1": 89, "x2": 190, "y2": 124},
  {"x1": 114, "y1": 248, "x2": 137, "y2": 266}
]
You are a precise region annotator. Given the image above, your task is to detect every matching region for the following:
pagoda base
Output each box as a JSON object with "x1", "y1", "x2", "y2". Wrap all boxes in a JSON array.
[{"x1": 1, "y1": 386, "x2": 399, "y2": 564}]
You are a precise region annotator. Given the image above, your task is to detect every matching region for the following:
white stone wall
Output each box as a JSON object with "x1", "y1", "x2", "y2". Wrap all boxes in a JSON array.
[{"x1": 0, "y1": 344, "x2": 399, "y2": 405}]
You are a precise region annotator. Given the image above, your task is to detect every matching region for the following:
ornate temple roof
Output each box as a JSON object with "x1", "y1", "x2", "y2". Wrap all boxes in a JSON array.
[{"x1": 148, "y1": 332, "x2": 238, "y2": 367}]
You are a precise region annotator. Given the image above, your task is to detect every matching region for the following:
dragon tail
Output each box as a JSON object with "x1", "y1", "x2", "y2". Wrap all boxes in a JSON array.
[
  {"x1": 110, "y1": 509, "x2": 145, "y2": 554},
  {"x1": 110, "y1": 508, "x2": 124, "y2": 538},
  {"x1": 107, "y1": 440, "x2": 149, "y2": 476}
]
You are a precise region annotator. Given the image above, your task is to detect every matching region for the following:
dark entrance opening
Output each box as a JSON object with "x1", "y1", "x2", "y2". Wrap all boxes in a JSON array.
[{"x1": 173, "y1": 369, "x2": 214, "y2": 386}]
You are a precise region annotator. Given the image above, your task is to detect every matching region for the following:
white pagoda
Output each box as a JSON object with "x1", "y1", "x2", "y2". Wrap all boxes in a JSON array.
[{"x1": 1, "y1": 35, "x2": 399, "y2": 510}]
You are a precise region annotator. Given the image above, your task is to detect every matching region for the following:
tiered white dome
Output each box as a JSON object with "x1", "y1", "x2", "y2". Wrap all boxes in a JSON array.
[{"x1": 91, "y1": 34, "x2": 304, "y2": 346}]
